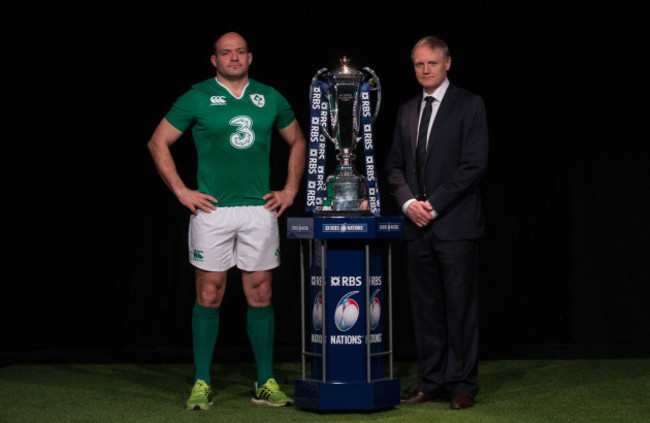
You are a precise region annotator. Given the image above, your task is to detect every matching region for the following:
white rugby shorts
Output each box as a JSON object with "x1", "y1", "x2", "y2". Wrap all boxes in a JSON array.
[{"x1": 188, "y1": 206, "x2": 280, "y2": 272}]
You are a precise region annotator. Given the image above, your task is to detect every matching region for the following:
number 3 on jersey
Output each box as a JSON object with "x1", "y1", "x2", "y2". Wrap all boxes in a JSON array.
[{"x1": 229, "y1": 115, "x2": 255, "y2": 149}]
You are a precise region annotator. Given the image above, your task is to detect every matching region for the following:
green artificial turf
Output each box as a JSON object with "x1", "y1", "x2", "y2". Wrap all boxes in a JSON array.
[{"x1": 1, "y1": 359, "x2": 649, "y2": 422}]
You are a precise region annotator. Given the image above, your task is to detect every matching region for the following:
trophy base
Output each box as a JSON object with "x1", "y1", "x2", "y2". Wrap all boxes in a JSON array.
[{"x1": 322, "y1": 171, "x2": 368, "y2": 215}]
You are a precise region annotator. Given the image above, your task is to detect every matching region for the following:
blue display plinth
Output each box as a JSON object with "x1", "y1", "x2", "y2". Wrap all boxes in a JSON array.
[{"x1": 287, "y1": 216, "x2": 403, "y2": 411}]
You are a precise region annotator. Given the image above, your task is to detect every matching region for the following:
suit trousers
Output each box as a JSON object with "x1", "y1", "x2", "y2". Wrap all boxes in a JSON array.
[{"x1": 405, "y1": 227, "x2": 480, "y2": 398}]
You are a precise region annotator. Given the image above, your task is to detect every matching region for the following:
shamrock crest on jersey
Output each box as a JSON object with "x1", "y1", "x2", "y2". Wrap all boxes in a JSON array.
[{"x1": 250, "y1": 93, "x2": 265, "y2": 108}]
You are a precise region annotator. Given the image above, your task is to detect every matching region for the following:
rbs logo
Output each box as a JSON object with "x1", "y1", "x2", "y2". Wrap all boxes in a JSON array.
[{"x1": 330, "y1": 275, "x2": 362, "y2": 287}]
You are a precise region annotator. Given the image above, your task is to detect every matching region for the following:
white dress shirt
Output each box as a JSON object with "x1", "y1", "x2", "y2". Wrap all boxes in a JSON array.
[{"x1": 402, "y1": 78, "x2": 451, "y2": 217}]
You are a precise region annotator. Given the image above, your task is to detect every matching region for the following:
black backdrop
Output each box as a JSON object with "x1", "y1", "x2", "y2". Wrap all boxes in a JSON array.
[{"x1": 2, "y1": 3, "x2": 649, "y2": 364}]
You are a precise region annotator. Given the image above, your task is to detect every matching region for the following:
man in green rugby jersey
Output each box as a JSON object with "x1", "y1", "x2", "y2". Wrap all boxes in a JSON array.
[{"x1": 147, "y1": 32, "x2": 306, "y2": 410}]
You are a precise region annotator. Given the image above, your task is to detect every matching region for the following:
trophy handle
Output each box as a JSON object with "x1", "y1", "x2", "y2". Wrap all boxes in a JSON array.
[
  {"x1": 362, "y1": 67, "x2": 381, "y2": 123},
  {"x1": 320, "y1": 126, "x2": 338, "y2": 146},
  {"x1": 311, "y1": 67, "x2": 328, "y2": 86},
  {"x1": 309, "y1": 67, "x2": 329, "y2": 121},
  {"x1": 311, "y1": 67, "x2": 339, "y2": 147}
]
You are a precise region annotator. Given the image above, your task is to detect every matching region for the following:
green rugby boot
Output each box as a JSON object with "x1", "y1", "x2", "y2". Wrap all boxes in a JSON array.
[
  {"x1": 251, "y1": 378, "x2": 294, "y2": 407},
  {"x1": 186, "y1": 379, "x2": 213, "y2": 410}
]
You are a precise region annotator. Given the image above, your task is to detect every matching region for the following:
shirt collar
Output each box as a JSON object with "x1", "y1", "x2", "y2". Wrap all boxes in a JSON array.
[
  {"x1": 422, "y1": 78, "x2": 450, "y2": 103},
  {"x1": 215, "y1": 76, "x2": 249, "y2": 99}
]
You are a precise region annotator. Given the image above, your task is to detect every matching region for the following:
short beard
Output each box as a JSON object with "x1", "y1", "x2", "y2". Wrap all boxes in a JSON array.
[{"x1": 216, "y1": 69, "x2": 247, "y2": 82}]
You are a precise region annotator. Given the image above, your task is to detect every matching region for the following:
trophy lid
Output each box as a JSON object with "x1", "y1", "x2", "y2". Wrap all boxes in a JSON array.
[
  {"x1": 331, "y1": 56, "x2": 361, "y2": 80},
  {"x1": 335, "y1": 56, "x2": 357, "y2": 73}
]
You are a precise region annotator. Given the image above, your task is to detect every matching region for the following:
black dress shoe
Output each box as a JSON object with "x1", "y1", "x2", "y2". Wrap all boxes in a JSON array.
[
  {"x1": 400, "y1": 391, "x2": 448, "y2": 404},
  {"x1": 450, "y1": 393, "x2": 474, "y2": 409}
]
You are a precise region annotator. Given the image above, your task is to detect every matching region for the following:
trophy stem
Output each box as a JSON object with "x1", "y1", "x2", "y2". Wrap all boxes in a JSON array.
[{"x1": 338, "y1": 149, "x2": 354, "y2": 167}]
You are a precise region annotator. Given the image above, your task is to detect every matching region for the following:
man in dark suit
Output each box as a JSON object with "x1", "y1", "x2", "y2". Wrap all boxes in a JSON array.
[{"x1": 385, "y1": 35, "x2": 488, "y2": 410}]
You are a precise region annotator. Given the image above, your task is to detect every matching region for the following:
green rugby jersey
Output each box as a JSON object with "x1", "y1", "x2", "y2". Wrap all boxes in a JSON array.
[{"x1": 165, "y1": 77, "x2": 295, "y2": 207}]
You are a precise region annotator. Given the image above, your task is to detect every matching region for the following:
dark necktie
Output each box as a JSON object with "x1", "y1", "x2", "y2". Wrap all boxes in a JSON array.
[{"x1": 416, "y1": 96, "x2": 434, "y2": 200}]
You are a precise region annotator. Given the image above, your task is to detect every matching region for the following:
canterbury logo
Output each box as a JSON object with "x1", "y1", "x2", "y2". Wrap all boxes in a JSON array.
[{"x1": 210, "y1": 96, "x2": 227, "y2": 106}]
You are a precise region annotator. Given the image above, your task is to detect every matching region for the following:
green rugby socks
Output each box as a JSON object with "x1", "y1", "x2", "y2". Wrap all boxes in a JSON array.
[
  {"x1": 247, "y1": 305, "x2": 275, "y2": 386},
  {"x1": 192, "y1": 302, "x2": 220, "y2": 385}
]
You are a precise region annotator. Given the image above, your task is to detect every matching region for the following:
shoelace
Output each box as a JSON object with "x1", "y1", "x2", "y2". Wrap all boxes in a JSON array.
[
  {"x1": 190, "y1": 383, "x2": 210, "y2": 398},
  {"x1": 258, "y1": 380, "x2": 280, "y2": 398}
]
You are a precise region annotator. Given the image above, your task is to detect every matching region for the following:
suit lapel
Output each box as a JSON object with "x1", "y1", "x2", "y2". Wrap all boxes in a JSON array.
[
  {"x1": 426, "y1": 85, "x2": 456, "y2": 158},
  {"x1": 407, "y1": 96, "x2": 421, "y2": 160}
]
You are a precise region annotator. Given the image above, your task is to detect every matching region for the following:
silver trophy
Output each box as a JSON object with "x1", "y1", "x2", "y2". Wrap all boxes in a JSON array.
[{"x1": 313, "y1": 57, "x2": 381, "y2": 214}]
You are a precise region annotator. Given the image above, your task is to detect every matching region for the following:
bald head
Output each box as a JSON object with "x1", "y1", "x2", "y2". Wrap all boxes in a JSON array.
[{"x1": 214, "y1": 32, "x2": 248, "y2": 55}]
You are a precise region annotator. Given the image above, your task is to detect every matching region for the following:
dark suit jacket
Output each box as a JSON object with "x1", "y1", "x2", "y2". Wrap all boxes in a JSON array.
[{"x1": 385, "y1": 83, "x2": 489, "y2": 241}]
